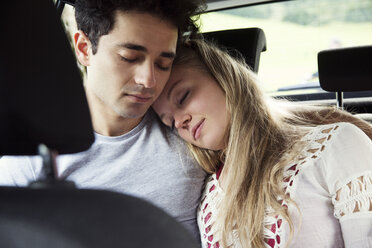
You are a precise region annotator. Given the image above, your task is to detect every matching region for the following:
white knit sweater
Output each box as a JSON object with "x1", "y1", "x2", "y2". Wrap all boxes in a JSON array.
[{"x1": 197, "y1": 122, "x2": 372, "y2": 248}]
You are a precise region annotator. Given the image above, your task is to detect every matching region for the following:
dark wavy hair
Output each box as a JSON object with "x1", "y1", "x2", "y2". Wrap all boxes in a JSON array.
[{"x1": 74, "y1": 0, "x2": 206, "y2": 54}]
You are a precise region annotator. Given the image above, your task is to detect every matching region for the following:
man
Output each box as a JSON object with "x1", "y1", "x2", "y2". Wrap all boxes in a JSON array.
[{"x1": 0, "y1": 0, "x2": 206, "y2": 241}]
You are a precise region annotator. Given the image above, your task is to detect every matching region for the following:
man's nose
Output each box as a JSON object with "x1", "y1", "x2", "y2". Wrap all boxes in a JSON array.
[
  {"x1": 174, "y1": 113, "x2": 191, "y2": 129},
  {"x1": 135, "y1": 61, "x2": 156, "y2": 88}
]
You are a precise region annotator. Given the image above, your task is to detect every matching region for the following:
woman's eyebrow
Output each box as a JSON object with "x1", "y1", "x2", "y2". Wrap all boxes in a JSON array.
[{"x1": 167, "y1": 80, "x2": 182, "y2": 101}]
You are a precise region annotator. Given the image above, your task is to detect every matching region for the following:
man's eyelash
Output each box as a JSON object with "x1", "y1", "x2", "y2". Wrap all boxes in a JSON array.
[
  {"x1": 120, "y1": 56, "x2": 137, "y2": 62},
  {"x1": 157, "y1": 63, "x2": 171, "y2": 71}
]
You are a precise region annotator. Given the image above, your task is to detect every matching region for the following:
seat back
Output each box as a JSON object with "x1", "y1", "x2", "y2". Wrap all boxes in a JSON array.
[
  {"x1": 202, "y1": 28, "x2": 267, "y2": 72},
  {"x1": 0, "y1": 1, "x2": 94, "y2": 156},
  {"x1": 0, "y1": 187, "x2": 198, "y2": 248}
]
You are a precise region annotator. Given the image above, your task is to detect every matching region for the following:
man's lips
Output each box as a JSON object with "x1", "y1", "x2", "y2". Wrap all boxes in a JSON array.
[
  {"x1": 192, "y1": 119, "x2": 205, "y2": 140},
  {"x1": 125, "y1": 93, "x2": 153, "y2": 103}
]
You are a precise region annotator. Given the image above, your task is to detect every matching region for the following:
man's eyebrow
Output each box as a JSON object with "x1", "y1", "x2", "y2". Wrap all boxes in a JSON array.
[
  {"x1": 167, "y1": 79, "x2": 182, "y2": 101},
  {"x1": 118, "y1": 43, "x2": 147, "y2": 52},
  {"x1": 117, "y1": 43, "x2": 175, "y2": 59},
  {"x1": 161, "y1": 51, "x2": 176, "y2": 59}
]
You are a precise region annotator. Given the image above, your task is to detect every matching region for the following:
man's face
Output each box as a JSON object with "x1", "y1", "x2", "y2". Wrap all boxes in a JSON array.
[{"x1": 85, "y1": 11, "x2": 178, "y2": 119}]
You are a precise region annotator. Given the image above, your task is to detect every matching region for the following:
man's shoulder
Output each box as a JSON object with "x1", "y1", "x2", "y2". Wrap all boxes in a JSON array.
[
  {"x1": 143, "y1": 109, "x2": 184, "y2": 144},
  {"x1": 0, "y1": 155, "x2": 41, "y2": 165},
  {"x1": 0, "y1": 155, "x2": 42, "y2": 186}
]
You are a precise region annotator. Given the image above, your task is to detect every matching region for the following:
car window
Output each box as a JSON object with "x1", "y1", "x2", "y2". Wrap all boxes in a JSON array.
[{"x1": 198, "y1": 0, "x2": 372, "y2": 99}]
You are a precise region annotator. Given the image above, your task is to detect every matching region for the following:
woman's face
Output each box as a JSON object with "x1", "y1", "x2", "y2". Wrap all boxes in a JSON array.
[{"x1": 152, "y1": 65, "x2": 230, "y2": 150}]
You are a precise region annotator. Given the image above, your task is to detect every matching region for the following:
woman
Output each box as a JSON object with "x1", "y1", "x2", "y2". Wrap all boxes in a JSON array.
[{"x1": 152, "y1": 39, "x2": 372, "y2": 248}]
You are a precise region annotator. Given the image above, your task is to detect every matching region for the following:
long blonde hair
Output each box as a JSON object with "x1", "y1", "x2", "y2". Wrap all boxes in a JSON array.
[{"x1": 173, "y1": 39, "x2": 372, "y2": 247}]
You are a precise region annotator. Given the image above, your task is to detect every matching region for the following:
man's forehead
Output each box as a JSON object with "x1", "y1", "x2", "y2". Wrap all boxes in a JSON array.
[
  {"x1": 108, "y1": 11, "x2": 178, "y2": 53},
  {"x1": 112, "y1": 10, "x2": 178, "y2": 35}
]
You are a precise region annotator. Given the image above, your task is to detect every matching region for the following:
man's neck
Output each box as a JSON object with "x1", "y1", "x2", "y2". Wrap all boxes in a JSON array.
[{"x1": 92, "y1": 114, "x2": 143, "y2": 137}]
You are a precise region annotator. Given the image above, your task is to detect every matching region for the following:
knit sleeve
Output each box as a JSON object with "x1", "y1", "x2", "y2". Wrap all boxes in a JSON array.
[{"x1": 323, "y1": 123, "x2": 372, "y2": 247}]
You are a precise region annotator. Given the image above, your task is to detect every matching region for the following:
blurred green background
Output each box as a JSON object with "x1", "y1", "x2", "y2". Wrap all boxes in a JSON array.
[{"x1": 197, "y1": 0, "x2": 372, "y2": 94}]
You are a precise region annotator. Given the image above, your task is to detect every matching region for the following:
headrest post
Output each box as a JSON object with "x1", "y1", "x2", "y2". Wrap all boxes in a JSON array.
[
  {"x1": 38, "y1": 144, "x2": 58, "y2": 181},
  {"x1": 28, "y1": 144, "x2": 77, "y2": 189},
  {"x1": 55, "y1": 0, "x2": 65, "y2": 17},
  {"x1": 336, "y1": 91, "x2": 344, "y2": 110}
]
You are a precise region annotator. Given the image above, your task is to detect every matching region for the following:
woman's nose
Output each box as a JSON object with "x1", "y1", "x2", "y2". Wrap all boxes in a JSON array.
[{"x1": 174, "y1": 113, "x2": 191, "y2": 129}]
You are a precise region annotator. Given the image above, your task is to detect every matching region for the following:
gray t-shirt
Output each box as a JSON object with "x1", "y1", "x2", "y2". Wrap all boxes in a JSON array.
[{"x1": 0, "y1": 110, "x2": 206, "y2": 241}]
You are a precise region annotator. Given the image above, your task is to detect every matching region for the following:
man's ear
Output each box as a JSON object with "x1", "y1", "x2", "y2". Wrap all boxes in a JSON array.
[{"x1": 74, "y1": 30, "x2": 92, "y2": 66}]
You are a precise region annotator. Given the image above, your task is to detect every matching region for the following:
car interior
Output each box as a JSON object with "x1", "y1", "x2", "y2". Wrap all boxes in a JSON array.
[{"x1": 1, "y1": 0, "x2": 371, "y2": 247}]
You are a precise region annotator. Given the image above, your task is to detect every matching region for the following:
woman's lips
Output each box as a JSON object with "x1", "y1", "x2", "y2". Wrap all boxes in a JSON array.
[{"x1": 192, "y1": 119, "x2": 205, "y2": 140}]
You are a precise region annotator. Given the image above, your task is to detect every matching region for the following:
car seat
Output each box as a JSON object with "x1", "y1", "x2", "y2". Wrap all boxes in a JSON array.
[
  {"x1": 202, "y1": 27, "x2": 267, "y2": 72},
  {"x1": 318, "y1": 45, "x2": 372, "y2": 123},
  {"x1": 0, "y1": 1, "x2": 198, "y2": 247}
]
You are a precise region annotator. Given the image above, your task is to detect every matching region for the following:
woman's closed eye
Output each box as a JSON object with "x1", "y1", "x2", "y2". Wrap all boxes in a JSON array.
[{"x1": 178, "y1": 91, "x2": 190, "y2": 105}]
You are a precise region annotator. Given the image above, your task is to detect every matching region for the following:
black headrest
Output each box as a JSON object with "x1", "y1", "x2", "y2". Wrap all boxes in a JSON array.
[
  {"x1": 202, "y1": 28, "x2": 267, "y2": 72},
  {"x1": 0, "y1": 1, "x2": 94, "y2": 155},
  {"x1": 318, "y1": 45, "x2": 372, "y2": 92}
]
